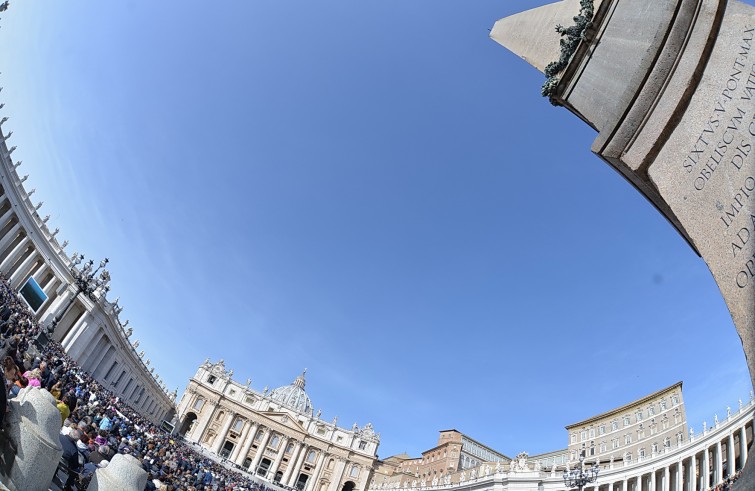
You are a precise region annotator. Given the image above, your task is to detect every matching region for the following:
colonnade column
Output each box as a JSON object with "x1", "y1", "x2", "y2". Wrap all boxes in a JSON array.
[
  {"x1": 620, "y1": 479, "x2": 626, "y2": 491},
  {"x1": 250, "y1": 428, "x2": 273, "y2": 473},
  {"x1": 728, "y1": 433, "x2": 736, "y2": 475},
  {"x1": 268, "y1": 436, "x2": 290, "y2": 477},
  {"x1": 741, "y1": 426, "x2": 749, "y2": 468},
  {"x1": 229, "y1": 419, "x2": 252, "y2": 462},
  {"x1": 702, "y1": 447, "x2": 709, "y2": 490},
  {"x1": 649, "y1": 469, "x2": 656, "y2": 491},
  {"x1": 715, "y1": 441, "x2": 723, "y2": 485},
  {"x1": 282, "y1": 442, "x2": 305, "y2": 485},
  {"x1": 675, "y1": 460, "x2": 682, "y2": 491},
  {"x1": 690, "y1": 453, "x2": 697, "y2": 491},
  {"x1": 212, "y1": 412, "x2": 236, "y2": 454},
  {"x1": 234, "y1": 421, "x2": 258, "y2": 466},
  {"x1": 663, "y1": 466, "x2": 669, "y2": 491}
]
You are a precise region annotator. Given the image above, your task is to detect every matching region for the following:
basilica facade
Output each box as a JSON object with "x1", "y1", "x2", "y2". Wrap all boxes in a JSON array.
[{"x1": 176, "y1": 360, "x2": 381, "y2": 491}]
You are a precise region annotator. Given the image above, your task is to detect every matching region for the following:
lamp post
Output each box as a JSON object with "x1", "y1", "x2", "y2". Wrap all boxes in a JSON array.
[
  {"x1": 563, "y1": 451, "x2": 599, "y2": 491},
  {"x1": 45, "y1": 254, "x2": 110, "y2": 338}
]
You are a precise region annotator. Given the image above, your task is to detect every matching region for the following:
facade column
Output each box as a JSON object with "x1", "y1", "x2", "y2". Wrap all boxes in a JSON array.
[
  {"x1": 620, "y1": 479, "x2": 626, "y2": 491},
  {"x1": 268, "y1": 436, "x2": 290, "y2": 478},
  {"x1": 285, "y1": 443, "x2": 309, "y2": 487},
  {"x1": 649, "y1": 469, "x2": 655, "y2": 491},
  {"x1": 327, "y1": 458, "x2": 347, "y2": 491},
  {"x1": 234, "y1": 422, "x2": 259, "y2": 466},
  {"x1": 230, "y1": 420, "x2": 253, "y2": 463},
  {"x1": 305, "y1": 452, "x2": 327, "y2": 491},
  {"x1": 715, "y1": 441, "x2": 723, "y2": 485},
  {"x1": 282, "y1": 442, "x2": 305, "y2": 484},
  {"x1": 194, "y1": 400, "x2": 219, "y2": 444},
  {"x1": 663, "y1": 466, "x2": 669, "y2": 491},
  {"x1": 212, "y1": 412, "x2": 236, "y2": 455},
  {"x1": 250, "y1": 428, "x2": 273, "y2": 473},
  {"x1": 728, "y1": 433, "x2": 737, "y2": 475},
  {"x1": 741, "y1": 426, "x2": 749, "y2": 468},
  {"x1": 690, "y1": 454, "x2": 697, "y2": 491}
]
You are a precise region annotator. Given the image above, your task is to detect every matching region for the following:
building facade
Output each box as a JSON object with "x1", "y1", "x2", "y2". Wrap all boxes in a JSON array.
[
  {"x1": 176, "y1": 360, "x2": 380, "y2": 491},
  {"x1": 566, "y1": 382, "x2": 688, "y2": 467},
  {"x1": 368, "y1": 385, "x2": 752, "y2": 491},
  {"x1": 0, "y1": 123, "x2": 175, "y2": 424}
]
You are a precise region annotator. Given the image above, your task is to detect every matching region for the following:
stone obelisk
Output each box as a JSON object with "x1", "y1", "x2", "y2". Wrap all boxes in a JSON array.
[{"x1": 493, "y1": 0, "x2": 754, "y2": 486}]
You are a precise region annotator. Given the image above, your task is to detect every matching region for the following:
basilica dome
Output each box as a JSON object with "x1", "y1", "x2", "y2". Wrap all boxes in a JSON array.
[{"x1": 269, "y1": 370, "x2": 313, "y2": 415}]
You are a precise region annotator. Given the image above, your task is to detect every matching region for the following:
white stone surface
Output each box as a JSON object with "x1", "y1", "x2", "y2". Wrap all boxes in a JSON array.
[
  {"x1": 5, "y1": 387, "x2": 63, "y2": 491},
  {"x1": 87, "y1": 453, "x2": 147, "y2": 491}
]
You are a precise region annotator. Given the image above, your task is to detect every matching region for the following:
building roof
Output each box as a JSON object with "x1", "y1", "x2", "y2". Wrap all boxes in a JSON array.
[
  {"x1": 270, "y1": 369, "x2": 313, "y2": 415},
  {"x1": 565, "y1": 381, "x2": 683, "y2": 429}
]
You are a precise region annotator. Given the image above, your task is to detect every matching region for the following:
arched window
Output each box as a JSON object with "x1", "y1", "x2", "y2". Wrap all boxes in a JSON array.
[
  {"x1": 255, "y1": 429, "x2": 265, "y2": 441},
  {"x1": 306, "y1": 450, "x2": 317, "y2": 463},
  {"x1": 233, "y1": 418, "x2": 244, "y2": 432},
  {"x1": 350, "y1": 465, "x2": 360, "y2": 478},
  {"x1": 611, "y1": 420, "x2": 618, "y2": 431},
  {"x1": 286, "y1": 443, "x2": 294, "y2": 454},
  {"x1": 270, "y1": 435, "x2": 280, "y2": 449},
  {"x1": 216, "y1": 411, "x2": 225, "y2": 421}
]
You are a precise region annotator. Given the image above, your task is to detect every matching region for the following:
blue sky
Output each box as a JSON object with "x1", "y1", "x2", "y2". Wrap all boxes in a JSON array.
[{"x1": 1, "y1": 0, "x2": 753, "y2": 459}]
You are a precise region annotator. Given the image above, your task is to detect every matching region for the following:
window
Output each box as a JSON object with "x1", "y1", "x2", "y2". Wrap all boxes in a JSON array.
[
  {"x1": 245, "y1": 396, "x2": 255, "y2": 405},
  {"x1": 660, "y1": 400, "x2": 667, "y2": 410},
  {"x1": 306, "y1": 450, "x2": 316, "y2": 463},
  {"x1": 652, "y1": 443, "x2": 659, "y2": 454},
  {"x1": 255, "y1": 430, "x2": 264, "y2": 442},
  {"x1": 600, "y1": 441, "x2": 607, "y2": 453},
  {"x1": 317, "y1": 427, "x2": 326, "y2": 436},
  {"x1": 571, "y1": 433, "x2": 577, "y2": 444},
  {"x1": 676, "y1": 432, "x2": 683, "y2": 445},
  {"x1": 623, "y1": 416, "x2": 631, "y2": 426},
  {"x1": 612, "y1": 439, "x2": 619, "y2": 449},
  {"x1": 625, "y1": 434, "x2": 632, "y2": 445},
  {"x1": 598, "y1": 425, "x2": 605, "y2": 435},
  {"x1": 625, "y1": 452, "x2": 632, "y2": 463},
  {"x1": 662, "y1": 417, "x2": 669, "y2": 430},
  {"x1": 648, "y1": 405, "x2": 655, "y2": 416},
  {"x1": 208, "y1": 375, "x2": 217, "y2": 384},
  {"x1": 359, "y1": 441, "x2": 367, "y2": 450},
  {"x1": 350, "y1": 465, "x2": 360, "y2": 478},
  {"x1": 639, "y1": 448, "x2": 646, "y2": 459},
  {"x1": 589, "y1": 428, "x2": 595, "y2": 438},
  {"x1": 229, "y1": 388, "x2": 236, "y2": 396},
  {"x1": 233, "y1": 418, "x2": 244, "y2": 432},
  {"x1": 216, "y1": 411, "x2": 225, "y2": 421},
  {"x1": 286, "y1": 443, "x2": 294, "y2": 454},
  {"x1": 193, "y1": 398, "x2": 205, "y2": 411},
  {"x1": 672, "y1": 394, "x2": 679, "y2": 406},
  {"x1": 636, "y1": 410, "x2": 643, "y2": 421},
  {"x1": 664, "y1": 437, "x2": 671, "y2": 448},
  {"x1": 580, "y1": 431, "x2": 587, "y2": 442},
  {"x1": 270, "y1": 435, "x2": 281, "y2": 449},
  {"x1": 611, "y1": 421, "x2": 618, "y2": 431}
]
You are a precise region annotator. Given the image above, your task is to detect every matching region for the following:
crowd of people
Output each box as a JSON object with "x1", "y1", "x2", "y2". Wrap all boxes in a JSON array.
[
  {"x1": 710, "y1": 470, "x2": 743, "y2": 491},
  {"x1": 0, "y1": 273, "x2": 282, "y2": 491}
]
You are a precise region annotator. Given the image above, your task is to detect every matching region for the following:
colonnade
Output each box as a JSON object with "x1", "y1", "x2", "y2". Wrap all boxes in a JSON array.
[
  {"x1": 0, "y1": 125, "x2": 175, "y2": 425},
  {"x1": 370, "y1": 401, "x2": 755, "y2": 491}
]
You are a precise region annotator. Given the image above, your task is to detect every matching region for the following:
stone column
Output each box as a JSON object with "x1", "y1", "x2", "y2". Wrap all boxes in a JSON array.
[
  {"x1": 703, "y1": 447, "x2": 710, "y2": 490},
  {"x1": 649, "y1": 469, "x2": 656, "y2": 491},
  {"x1": 690, "y1": 454, "x2": 697, "y2": 491},
  {"x1": 729, "y1": 433, "x2": 737, "y2": 475},
  {"x1": 620, "y1": 479, "x2": 626, "y2": 491},
  {"x1": 328, "y1": 458, "x2": 348, "y2": 491},
  {"x1": 285, "y1": 443, "x2": 309, "y2": 487},
  {"x1": 269, "y1": 436, "x2": 291, "y2": 477},
  {"x1": 212, "y1": 412, "x2": 236, "y2": 455},
  {"x1": 230, "y1": 419, "x2": 253, "y2": 462},
  {"x1": 716, "y1": 441, "x2": 723, "y2": 485},
  {"x1": 235, "y1": 421, "x2": 259, "y2": 466},
  {"x1": 250, "y1": 428, "x2": 273, "y2": 473},
  {"x1": 675, "y1": 460, "x2": 682, "y2": 491},
  {"x1": 741, "y1": 426, "x2": 749, "y2": 468},
  {"x1": 663, "y1": 466, "x2": 669, "y2": 491},
  {"x1": 305, "y1": 452, "x2": 327, "y2": 491},
  {"x1": 283, "y1": 441, "x2": 305, "y2": 484}
]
